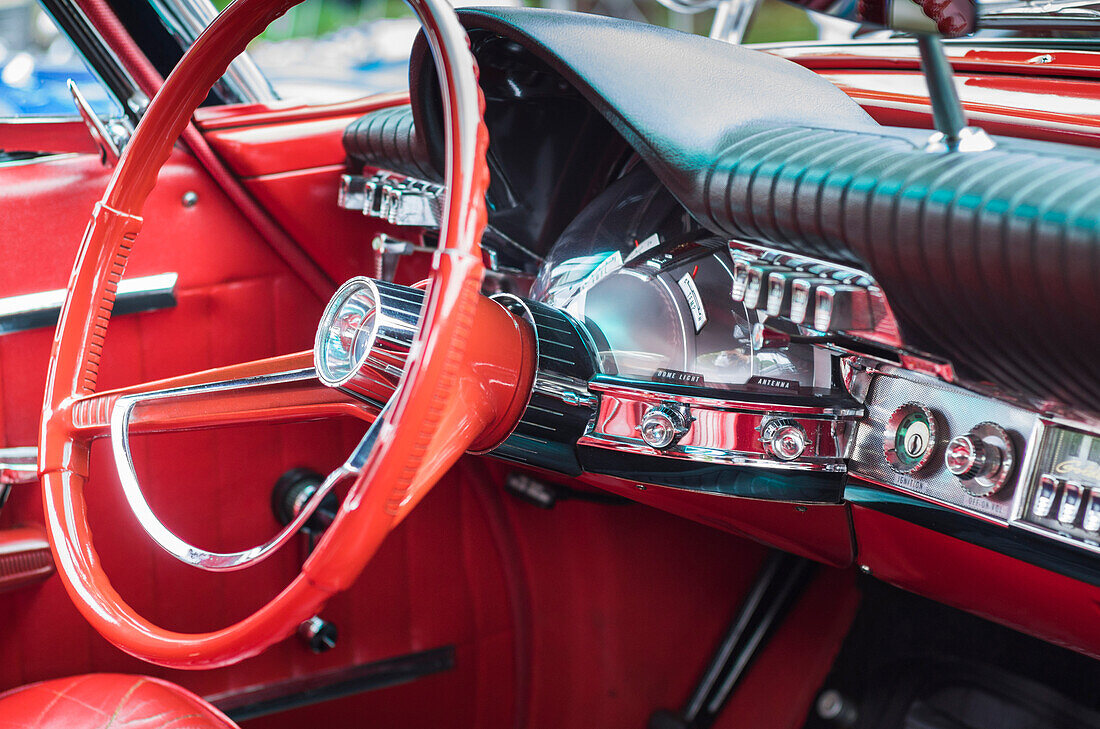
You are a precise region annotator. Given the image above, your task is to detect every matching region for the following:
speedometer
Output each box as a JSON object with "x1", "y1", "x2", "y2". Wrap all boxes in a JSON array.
[{"x1": 532, "y1": 166, "x2": 827, "y2": 395}]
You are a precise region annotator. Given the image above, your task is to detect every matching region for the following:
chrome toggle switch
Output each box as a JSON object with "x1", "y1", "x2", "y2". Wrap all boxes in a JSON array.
[
  {"x1": 766, "y1": 271, "x2": 817, "y2": 318},
  {"x1": 744, "y1": 264, "x2": 790, "y2": 310},
  {"x1": 1059, "y1": 481, "x2": 1085, "y2": 525},
  {"x1": 813, "y1": 284, "x2": 874, "y2": 332},
  {"x1": 1082, "y1": 490, "x2": 1100, "y2": 533},
  {"x1": 731, "y1": 259, "x2": 753, "y2": 302},
  {"x1": 789, "y1": 277, "x2": 835, "y2": 325},
  {"x1": 639, "y1": 404, "x2": 692, "y2": 449},
  {"x1": 1033, "y1": 474, "x2": 1060, "y2": 518}
]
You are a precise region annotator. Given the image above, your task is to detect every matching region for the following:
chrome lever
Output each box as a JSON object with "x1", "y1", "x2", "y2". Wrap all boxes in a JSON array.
[{"x1": 67, "y1": 79, "x2": 130, "y2": 166}]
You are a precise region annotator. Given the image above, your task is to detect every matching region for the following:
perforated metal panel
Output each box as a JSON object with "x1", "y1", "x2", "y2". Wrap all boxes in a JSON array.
[{"x1": 849, "y1": 368, "x2": 1037, "y2": 522}]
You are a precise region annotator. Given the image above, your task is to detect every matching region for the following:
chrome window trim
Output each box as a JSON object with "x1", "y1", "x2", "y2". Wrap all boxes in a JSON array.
[
  {"x1": 148, "y1": 0, "x2": 279, "y2": 105},
  {"x1": 0, "y1": 272, "x2": 178, "y2": 335},
  {"x1": 40, "y1": 0, "x2": 146, "y2": 125}
]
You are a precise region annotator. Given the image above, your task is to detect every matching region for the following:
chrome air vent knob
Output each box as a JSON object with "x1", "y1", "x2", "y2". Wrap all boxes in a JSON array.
[
  {"x1": 639, "y1": 404, "x2": 691, "y2": 449},
  {"x1": 760, "y1": 417, "x2": 809, "y2": 462}
]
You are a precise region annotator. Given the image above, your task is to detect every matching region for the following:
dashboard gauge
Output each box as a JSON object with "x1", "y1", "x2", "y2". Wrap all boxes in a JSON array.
[
  {"x1": 532, "y1": 166, "x2": 829, "y2": 396},
  {"x1": 884, "y1": 403, "x2": 938, "y2": 474},
  {"x1": 315, "y1": 277, "x2": 380, "y2": 385}
]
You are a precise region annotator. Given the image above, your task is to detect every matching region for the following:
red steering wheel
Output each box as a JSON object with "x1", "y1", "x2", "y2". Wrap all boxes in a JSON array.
[{"x1": 39, "y1": 0, "x2": 535, "y2": 668}]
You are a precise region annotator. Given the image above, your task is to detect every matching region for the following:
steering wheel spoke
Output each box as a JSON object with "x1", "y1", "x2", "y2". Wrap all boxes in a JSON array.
[{"x1": 65, "y1": 351, "x2": 387, "y2": 440}]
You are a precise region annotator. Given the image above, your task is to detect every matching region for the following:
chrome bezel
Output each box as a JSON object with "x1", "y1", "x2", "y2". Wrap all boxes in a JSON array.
[
  {"x1": 314, "y1": 276, "x2": 382, "y2": 387},
  {"x1": 883, "y1": 402, "x2": 938, "y2": 475}
]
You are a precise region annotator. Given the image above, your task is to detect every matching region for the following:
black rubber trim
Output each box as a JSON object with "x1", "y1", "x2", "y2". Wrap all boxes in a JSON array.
[
  {"x1": 580, "y1": 446, "x2": 845, "y2": 503},
  {"x1": 705, "y1": 126, "x2": 1100, "y2": 413},
  {"x1": 215, "y1": 646, "x2": 455, "y2": 721}
]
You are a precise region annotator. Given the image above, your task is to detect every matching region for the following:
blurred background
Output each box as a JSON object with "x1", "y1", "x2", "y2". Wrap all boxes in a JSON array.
[{"x1": 0, "y1": 0, "x2": 823, "y2": 115}]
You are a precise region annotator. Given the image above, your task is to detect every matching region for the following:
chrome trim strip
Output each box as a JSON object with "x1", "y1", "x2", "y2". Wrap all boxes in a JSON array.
[
  {"x1": 0, "y1": 447, "x2": 38, "y2": 485},
  {"x1": 579, "y1": 381, "x2": 856, "y2": 473},
  {"x1": 109, "y1": 368, "x2": 383, "y2": 572},
  {"x1": 588, "y1": 381, "x2": 864, "y2": 418},
  {"x1": 0, "y1": 272, "x2": 177, "y2": 335},
  {"x1": 148, "y1": 0, "x2": 278, "y2": 105}
]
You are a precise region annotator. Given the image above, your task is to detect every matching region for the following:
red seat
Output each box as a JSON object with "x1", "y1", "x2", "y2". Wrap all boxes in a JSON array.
[{"x1": 0, "y1": 674, "x2": 238, "y2": 729}]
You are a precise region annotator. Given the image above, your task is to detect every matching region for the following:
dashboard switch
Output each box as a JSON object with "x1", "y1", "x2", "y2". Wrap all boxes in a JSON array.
[
  {"x1": 731, "y1": 259, "x2": 752, "y2": 302},
  {"x1": 760, "y1": 418, "x2": 809, "y2": 461},
  {"x1": 945, "y1": 422, "x2": 1015, "y2": 497},
  {"x1": 639, "y1": 404, "x2": 691, "y2": 449},
  {"x1": 790, "y1": 277, "x2": 834, "y2": 325},
  {"x1": 765, "y1": 271, "x2": 813, "y2": 317},
  {"x1": 814, "y1": 284, "x2": 874, "y2": 332},
  {"x1": 1033, "y1": 475, "x2": 1060, "y2": 518},
  {"x1": 1059, "y1": 481, "x2": 1084, "y2": 525},
  {"x1": 744, "y1": 264, "x2": 789, "y2": 310},
  {"x1": 1083, "y1": 490, "x2": 1100, "y2": 533}
]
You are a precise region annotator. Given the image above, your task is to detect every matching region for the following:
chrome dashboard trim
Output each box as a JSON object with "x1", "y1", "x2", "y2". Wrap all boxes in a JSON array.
[
  {"x1": 1008, "y1": 417, "x2": 1100, "y2": 556},
  {"x1": 149, "y1": 0, "x2": 278, "y2": 105},
  {"x1": 578, "y1": 381, "x2": 858, "y2": 473},
  {"x1": 0, "y1": 272, "x2": 177, "y2": 335}
]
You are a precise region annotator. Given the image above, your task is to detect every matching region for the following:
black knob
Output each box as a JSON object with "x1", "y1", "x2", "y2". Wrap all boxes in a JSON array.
[{"x1": 298, "y1": 616, "x2": 338, "y2": 654}]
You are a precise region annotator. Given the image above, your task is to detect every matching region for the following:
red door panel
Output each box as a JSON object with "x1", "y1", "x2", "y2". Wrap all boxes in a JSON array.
[{"x1": 0, "y1": 141, "x2": 519, "y2": 721}]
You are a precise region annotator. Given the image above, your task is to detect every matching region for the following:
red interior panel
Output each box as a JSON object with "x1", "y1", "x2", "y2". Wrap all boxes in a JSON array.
[{"x1": 851, "y1": 504, "x2": 1100, "y2": 660}]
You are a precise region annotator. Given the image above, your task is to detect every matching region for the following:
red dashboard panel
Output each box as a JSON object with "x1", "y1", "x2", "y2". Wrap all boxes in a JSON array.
[
  {"x1": 851, "y1": 504, "x2": 1100, "y2": 660},
  {"x1": 579, "y1": 473, "x2": 854, "y2": 568}
]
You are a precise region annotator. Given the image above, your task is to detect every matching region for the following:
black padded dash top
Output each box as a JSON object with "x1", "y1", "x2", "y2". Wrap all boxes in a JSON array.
[{"x1": 388, "y1": 7, "x2": 1100, "y2": 414}]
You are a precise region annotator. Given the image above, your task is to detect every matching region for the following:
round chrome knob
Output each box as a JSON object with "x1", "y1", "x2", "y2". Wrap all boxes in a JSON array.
[
  {"x1": 760, "y1": 418, "x2": 809, "y2": 461},
  {"x1": 945, "y1": 434, "x2": 988, "y2": 480},
  {"x1": 946, "y1": 422, "x2": 1014, "y2": 497},
  {"x1": 639, "y1": 405, "x2": 690, "y2": 449}
]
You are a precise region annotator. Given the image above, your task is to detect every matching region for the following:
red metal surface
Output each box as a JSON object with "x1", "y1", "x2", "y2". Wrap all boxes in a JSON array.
[
  {"x1": 851, "y1": 504, "x2": 1100, "y2": 659},
  {"x1": 773, "y1": 45, "x2": 1100, "y2": 145},
  {"x1": 0, "y1": 120, "x2": 99, "y2": 156},
  {"x1": 770, "y1": 43, "x2": 1100, "y2": 78},
  {"x1": 193, "y1": 93, "x2": 409, "y2": 130},
  {"x1": 64, "y1": 351, "x2": 378, "y2": 439},
  {"x1": 579, "y1": 473, "x2": 854, "y2": 567},
  {"x1": 0, "y1": 526, "x2": 54, "y2": 594},
  {"x1": 0, "y1": 674, "x2": 238, "y2": 729}
]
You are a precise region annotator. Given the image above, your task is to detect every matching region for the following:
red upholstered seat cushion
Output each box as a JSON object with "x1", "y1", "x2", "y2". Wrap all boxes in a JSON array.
[{"x1": 0, "y1": 674, "x2": 238, "y2": 729}]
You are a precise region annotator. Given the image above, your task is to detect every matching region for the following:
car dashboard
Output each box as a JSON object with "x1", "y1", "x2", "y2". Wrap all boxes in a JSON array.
[{"x1": 336, "y1": 5, "x2": 1100, "y2": 659}]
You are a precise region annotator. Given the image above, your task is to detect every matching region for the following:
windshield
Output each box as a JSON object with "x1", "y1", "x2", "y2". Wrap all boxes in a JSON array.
[{"x1": 178, "y1": 0, "x2": 1085, "y2": 107}]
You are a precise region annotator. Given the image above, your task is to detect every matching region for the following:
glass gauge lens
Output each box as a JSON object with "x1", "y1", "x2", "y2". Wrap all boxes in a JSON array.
[
  {"x1": 533, "y1": 165, "x2": 828, "y2": 394},
  {"x1": 315, "y1": 278, "x2": 380, "y2": 385}
]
